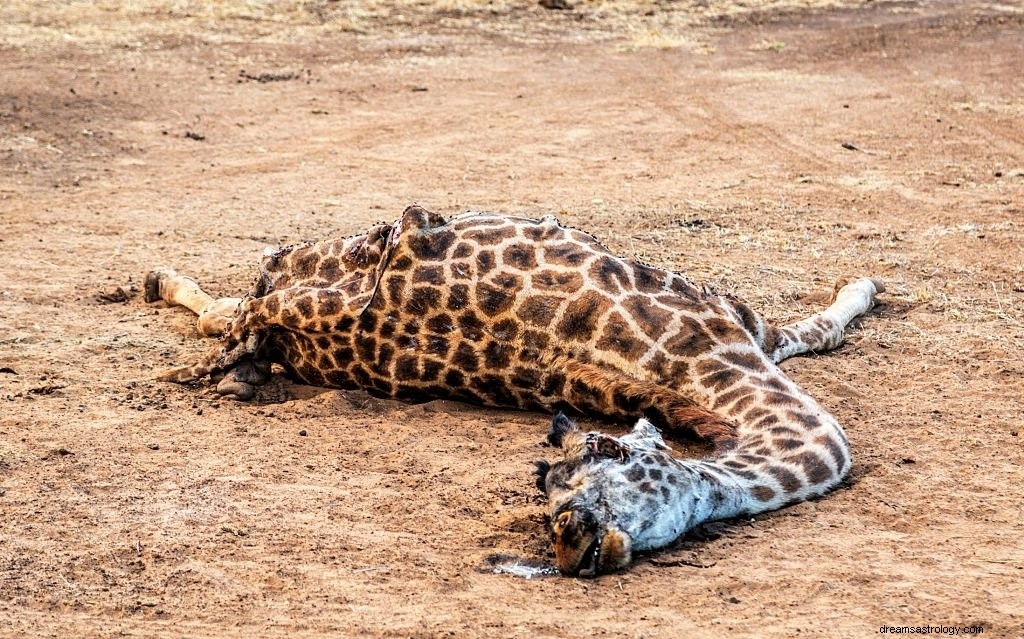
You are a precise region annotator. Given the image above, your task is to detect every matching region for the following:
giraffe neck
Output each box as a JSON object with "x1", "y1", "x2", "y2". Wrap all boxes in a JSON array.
[
  {"x1": 623, "y1": 351, "x2": 853, "y2": 552},
  {"x1": 692, "y1": 356, "x2": 850, "y2": 518},
  {"x1": 623, "y1": 459, "x2": 750, "y2": 552},
  {"x1": 625, "y1": 395, "x2": 849, "y2": 552}
]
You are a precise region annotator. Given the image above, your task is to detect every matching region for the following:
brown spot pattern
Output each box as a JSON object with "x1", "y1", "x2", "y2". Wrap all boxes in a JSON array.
[
  {"x1": 517, "y1": 296, "x2": 561, "y2": 327},
  {"x1": 785, "y1": 451, "x2": 833, "y2": 485},
  {"x1": 556, "y1": 292, "x2": 612, "y2": 341},
  {"x1": 622, "y1": 296, "x2": 674, "y2": 340},
  {"x1": 195, "y1": 208, "x2": 859, "y2": 528},
  {"x1": 595, "y1": 311, "x2": 648, "y2": 361}
]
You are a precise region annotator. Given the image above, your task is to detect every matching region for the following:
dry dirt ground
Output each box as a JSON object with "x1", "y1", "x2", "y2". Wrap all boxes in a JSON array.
[{"x1": 2, "y1": 1, "x2": 1023, "y2": 637}]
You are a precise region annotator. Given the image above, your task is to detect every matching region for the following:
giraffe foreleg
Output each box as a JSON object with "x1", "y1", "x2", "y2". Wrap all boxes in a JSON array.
[
  {"x1": 156, "y1": 286, "x2": 361, "y2": 399},
  {"x1": 154, "y1": 290, "x2": 276, "y2": 386},
  {"x1": 156, "y1": 325, "x2": 264, "y2": 385},
  {"x1": 770, "y1": 276, "x2": 884, "y2": 363}
]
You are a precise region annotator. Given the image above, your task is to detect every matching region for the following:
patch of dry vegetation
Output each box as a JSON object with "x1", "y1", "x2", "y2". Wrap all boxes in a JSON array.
[
  {"x1": 571, "y1": 198, "x2": 1024, "y2": 364},
  {"x1": 0, "y1": 0, "x2": 874, "y2": 48}
]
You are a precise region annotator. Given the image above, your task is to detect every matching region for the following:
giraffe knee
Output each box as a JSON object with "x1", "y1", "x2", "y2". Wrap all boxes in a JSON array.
[{"x1": 197, "y1": 298, "x2": 242, "y2": 337}]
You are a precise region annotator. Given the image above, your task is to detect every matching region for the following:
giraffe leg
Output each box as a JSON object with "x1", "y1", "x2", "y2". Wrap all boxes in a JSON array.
[
  {"x1": 148, "y1": 269, "x2": 269, "y2": 394},
  {"x1": 769, "y1": 276, "x2": 884, "y2": 364},
  {"x1": 157, "y1": 287, "x2": 359, "y2": 396},
  {"x1": 554, "y1": 359, "x2": 738, "y2": 450},
  {"x1": 144, "y1": 269, "x2": 242, "y2": 337}
]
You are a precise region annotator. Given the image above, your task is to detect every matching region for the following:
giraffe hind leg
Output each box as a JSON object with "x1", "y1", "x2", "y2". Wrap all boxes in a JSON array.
[
  {"x1": 144, "y1": 269, "x2": 242, "y2": 337},
  {"x1": 770, "y1": 276, "x2": 884, "y2": 364}
]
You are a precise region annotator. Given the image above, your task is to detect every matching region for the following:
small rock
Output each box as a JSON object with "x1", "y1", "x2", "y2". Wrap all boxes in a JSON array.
[
  {"x1": 147, "y1": 442, "x2": 160, "y2": 450},
  {"x1": 298, "y1": 429, "x2": 308, "y2": 437}
]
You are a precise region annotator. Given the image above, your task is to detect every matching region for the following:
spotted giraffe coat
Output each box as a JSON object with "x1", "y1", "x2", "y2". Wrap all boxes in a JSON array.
[{"x1": 168, "y1": 205, "x2": 830, "y2": 448}]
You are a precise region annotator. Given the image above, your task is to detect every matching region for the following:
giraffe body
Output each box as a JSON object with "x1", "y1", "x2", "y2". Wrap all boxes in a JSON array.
[{"x1": 148, "y1": 205, "x2": 884, "y2": 575}]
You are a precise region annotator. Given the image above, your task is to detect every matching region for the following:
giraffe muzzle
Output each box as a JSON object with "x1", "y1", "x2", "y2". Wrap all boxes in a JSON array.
[{"x1": 551, "y1": 507, "x2": 634, "y2": 577}]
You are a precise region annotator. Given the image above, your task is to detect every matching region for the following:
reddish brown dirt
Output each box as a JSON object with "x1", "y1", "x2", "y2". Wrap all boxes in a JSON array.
[{"x1": 2, "y1": 1, "x2": 1023, "y2": 637}]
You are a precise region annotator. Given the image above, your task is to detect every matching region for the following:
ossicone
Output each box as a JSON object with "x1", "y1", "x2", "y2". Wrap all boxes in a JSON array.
[{"x1": 548, "y1": 411, "x2": 577, "y2": 448}]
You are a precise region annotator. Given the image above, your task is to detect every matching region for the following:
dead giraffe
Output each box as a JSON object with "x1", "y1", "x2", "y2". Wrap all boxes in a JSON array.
[{"x1": 147, "y1": 205, "x2": 884, "y2": 574}]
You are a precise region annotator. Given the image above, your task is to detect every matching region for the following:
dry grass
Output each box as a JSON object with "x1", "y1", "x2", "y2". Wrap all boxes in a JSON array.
[
  {"x1": 0, "y1": 0, "x2": 876, "y2": 48},
  {"x1": 572, "y1": 197, "x2": 1024, "y2": 363}
]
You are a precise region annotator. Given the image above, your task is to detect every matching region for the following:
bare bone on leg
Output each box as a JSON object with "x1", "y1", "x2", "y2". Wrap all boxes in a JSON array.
[{"x1": 144, "y1": 269, "x2": 242, "y2": 337}]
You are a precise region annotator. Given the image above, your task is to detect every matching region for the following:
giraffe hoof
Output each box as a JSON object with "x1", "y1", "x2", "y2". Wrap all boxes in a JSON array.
[
  {"x1": 144, "y1": 269, "x2": 175, "y2": 303},
  {"x1": 216, "y1": 378, "x2": 256, "y2": 401},
  {"x1": 213, "y1": 360, "x2": 270, "y2": 400}
]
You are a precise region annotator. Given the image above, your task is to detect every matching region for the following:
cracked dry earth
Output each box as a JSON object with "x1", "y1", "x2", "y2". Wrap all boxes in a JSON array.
[{"x1": 1, "y1": 1, "x2": 1023, "y2": 637}]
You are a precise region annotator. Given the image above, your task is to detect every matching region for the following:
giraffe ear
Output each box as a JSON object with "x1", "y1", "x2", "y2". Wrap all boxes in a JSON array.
[{"x1": 547, "y1": 411, "x2": 578, "y2": 448}]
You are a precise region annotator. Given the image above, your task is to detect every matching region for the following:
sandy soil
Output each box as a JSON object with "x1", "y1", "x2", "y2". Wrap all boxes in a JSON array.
[{"x1": 2, "y1": 1, "x2": 1023, "y2": 636}]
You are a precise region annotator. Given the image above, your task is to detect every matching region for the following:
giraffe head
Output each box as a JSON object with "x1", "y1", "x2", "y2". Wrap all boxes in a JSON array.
[{"x1": 535, "y1": 412, "x2": 694, "y2": 577}]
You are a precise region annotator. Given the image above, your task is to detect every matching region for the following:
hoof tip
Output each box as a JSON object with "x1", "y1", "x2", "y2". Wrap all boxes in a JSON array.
[{"x1": 144, "y1": 269, "x2": 175, "y2": 303}]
